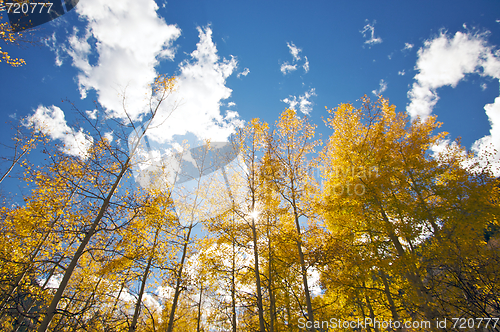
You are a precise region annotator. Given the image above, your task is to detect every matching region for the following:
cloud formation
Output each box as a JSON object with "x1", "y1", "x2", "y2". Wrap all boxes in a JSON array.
[
  {"x1": 360, "y1": 20, "x2": 382, "y2": 46},
  {"x1": 287, "y1": 42, "x2": 301, "y2": 61},
  {"x1": 24, "y1": 106, "x2": 93, "y2": 158},
  {"x1": 146, "y1": 26, "x2": 242, "y2": 144},
  {"x1": 68, "y1": 0, "x2": 182, "y2": 120},
  {"x1": 407, "y1": 30, "x2": 500, "y2": 120},
  {"x1": 281, "y1": 88, "x2": 317, "y2": 114},
  {"x1": 372, "y1": 79, "x2": 387, "y2": 96},
  {"x1": 303, "y1": 56, "x2": 310, "y2": 73},
  {"x1": 403, "y1": 42, "x2": 414, "y2": 51},
  {"x1": 46, "y1": 1, "x2": 242, "y2": 160},
  {"x1": 280, "y1": 41, "x2": 309, "y2": 75},
  {"x1": 407, "y1": 30, "x2": 500, "y2": 175},
  {"x1": 237, "y1": 67, "x2": 250, "y2": 78},
  {"x1": 471, "y1": 96, "x2": 500, "y2": 175},
  {"x1": 280, "y1": 63, "x2": 297, "y2": 74}
]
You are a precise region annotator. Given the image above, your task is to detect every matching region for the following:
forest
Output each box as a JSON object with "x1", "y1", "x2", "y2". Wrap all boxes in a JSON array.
[{"x1": 1, "y1": 76, "x2": 500, "y2": 332}]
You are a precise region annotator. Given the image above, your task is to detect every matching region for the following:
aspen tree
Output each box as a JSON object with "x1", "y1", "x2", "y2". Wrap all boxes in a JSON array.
[
  {"x1": 319, "y1": 96, "x2": 500, "y2": 324},
  {"x1": 265, "y1": 108, "x2": 320, "y2": 330},
  {"x1": 36, "y1": 75, "x2": 176, "y2": 332},
  {"x1": 233, "y1": 118, "x2": 270, "y2": 332}
]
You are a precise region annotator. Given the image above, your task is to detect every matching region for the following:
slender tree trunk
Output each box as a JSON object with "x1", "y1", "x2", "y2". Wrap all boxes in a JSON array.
[
  {"x1": 37, "y1": 157, "x2": 131, "y2": 332},
  {"x1": 268, "y1": 224, "x2": 276, "y2": 332},
  {"x1": 355, "y1": 291, "x2": 371, "y2": 332},
  {"x1": 129, "y1": 229, "x2": 159, "y2": 332},
  {"x1": 196, "y1": 283, "x2": 203, "y2": 332},
  {"x1": 378, "y1": 203, "x2": 439, "y2": 322},
  {"x1": 109, "y1": 270, "x2": 130, "y2": 328},
  {"x1": 379, "y1": 270, "x2": 401, "y2": 331},
  {"x1": 285, "y1": 289, "x2": 293, "y2": 332},
  {"x1": 291, "y1": 201, "x2": 315, "y2": 330},
  {"x1": 231, "y1": 237, "x2": 237, "y2": 332},
  {"x1": 35, "y1": 97, "x2": 165, "y2": 331},
  {"x1": 0, "y1": 147, "x2": 29, "y2": 185},
  {"x1": 364, "y1": 291, "x2": 379, "y2": 332},
  {"x1": 0, "y1": 176, "x2": 83, "y2": 317},
  {"x1": 166, "y1": 223, "x2": 193, "y2": 332},
  {"x1": 251, "y1": 214, "x2": 266, "y2": 332}
]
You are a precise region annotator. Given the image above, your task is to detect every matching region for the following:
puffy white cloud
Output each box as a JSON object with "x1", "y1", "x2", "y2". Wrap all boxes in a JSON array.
[
  {"x1": 67, "y1": 0, "x2": 181, "y2": 120},
  {"x1": 287, "y1": 42, "x2": 301, "y2": 61},
  {"x1": 430, "y1": 138, "x2": 462, "y2": 161},
  {"x1": 403, "y1": 42, "x2": 414, "y2": 51},
  {"x1": 86, "y1": 109, "x2": 98, "y2": 119},
  {"x1": 281, "y1": 88, "x2": 316, "y2": 114},
  {"x1": 407, "y1": 31, "x2": 500, "y2": 120},
  {"x1": 360, "y1": 20, "x2": 382, "y2": 46},
  {"x1": 281, "y1": 62, "x2": 297, "y2": 74},
  {"x1": 407, "y1": 30, "x2": 500, "y2": 175},
  {"x1": 281, "y1": 41, "x2": 309, "y2": 75},
  {"x1": 471, "y1": 96, "x2": 500, "y2": 176},
  {"x1": 372, "y1": 79, "x2": 387, "y2": 96},
  {"x1": 398, "y1": 70, "x2": 406, "y2": 76},
  {"x1": 104, "y1": 131, "x2": 113, "y2": 142},
  {"x1": 24, "y1": 106, "x2": 93, "y2": 158},
  {"x1": 145, "y1": 26, "x2": 241, "y2": 144},
  {"x1": 237, "y1": 67, "x2": 250, "y2": 78},
  {"x1": 51, "y1": 0, "x2": 242, "y2": 157}
]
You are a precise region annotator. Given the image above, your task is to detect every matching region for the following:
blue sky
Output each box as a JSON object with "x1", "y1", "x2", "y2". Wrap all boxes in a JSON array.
[{"x1": 2, "y1": 0, "x2": 500, "y2": 179}]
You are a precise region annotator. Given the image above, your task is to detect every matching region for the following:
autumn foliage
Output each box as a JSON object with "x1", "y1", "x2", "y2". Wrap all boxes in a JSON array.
[{"x1": 1, "y1": 93, "x2": 499, "y2": 331}]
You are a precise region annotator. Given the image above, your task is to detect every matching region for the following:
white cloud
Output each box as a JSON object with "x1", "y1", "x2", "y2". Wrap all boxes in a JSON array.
[
  {"x1": 55, "y1": 0, "x2": 242, "y2": 152},
  {"x1": 281, "y1": 88, "x2": 317, "y2": 114},
  {"x1": 308, "y1": 267, "x2": 322, "y2": 297},
  {"x1": 287, "y1": 42, "x2": 302, "y2": 61},
  {"x1": 303, "y1": 56, "x2": 310, "y2": 73},
  {"x1": 403, "y1": 42, "x2": 414, "y2": 51},
  {"x1": 281, "y1": 62, "x2": 297, "y2": 75},
  {"x1": 430, "y1": 138, "x2": 464, "y2": 162},
  {"x1": 44, "y1": 32, "x2": 65, "y2": 66},
  {"x1": 372, "y1": 79, "x2": 387, "y2": 96},
  {"x1": 471, "y1": 96, "x2": 500, "y2": 176},
  {"x1": 227, "y1": 102, "x2": 236, "y2": 107},
  {"x1": 86, "y1": 109, "x2": 98, "y2": 119},
  {"x1": 398, "y1": 70, "x2": 406, "y2": 76},
  {"x1": 145, "y1": 26, "x2": 241, "y2": 144},
  {"x1": 104, "y1": 131, "x2": 113, "y2": 142},
  {"x1": 407, "y1": 30, "x2": 500, "y2": 120},
  {"x1": 237, "y1": 67, "x2": 250, "y2": 78},
  {"x1": 24, "y1": 106, "x2": 93, "y2": 158},
  {"x1": 281, "y1": 42, "x2": 309, "y2": 75},
  {"x1": 67, "y1": 0, "x2": 182, "y2": 120},
  {"x1": 407, "y1": 30, "x2": 500, "y2": 175},
  {"x1": 481, "y1": 83, "x2": 487, "y2": 91},
  {"x1": 360, "y1": 20, "x2": 382, "y2": 46}
]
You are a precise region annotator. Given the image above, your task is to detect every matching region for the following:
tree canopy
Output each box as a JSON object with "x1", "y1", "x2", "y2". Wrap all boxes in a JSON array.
[{"x1": 1, "y1": 94, "x2": 499, "y2": 331}]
